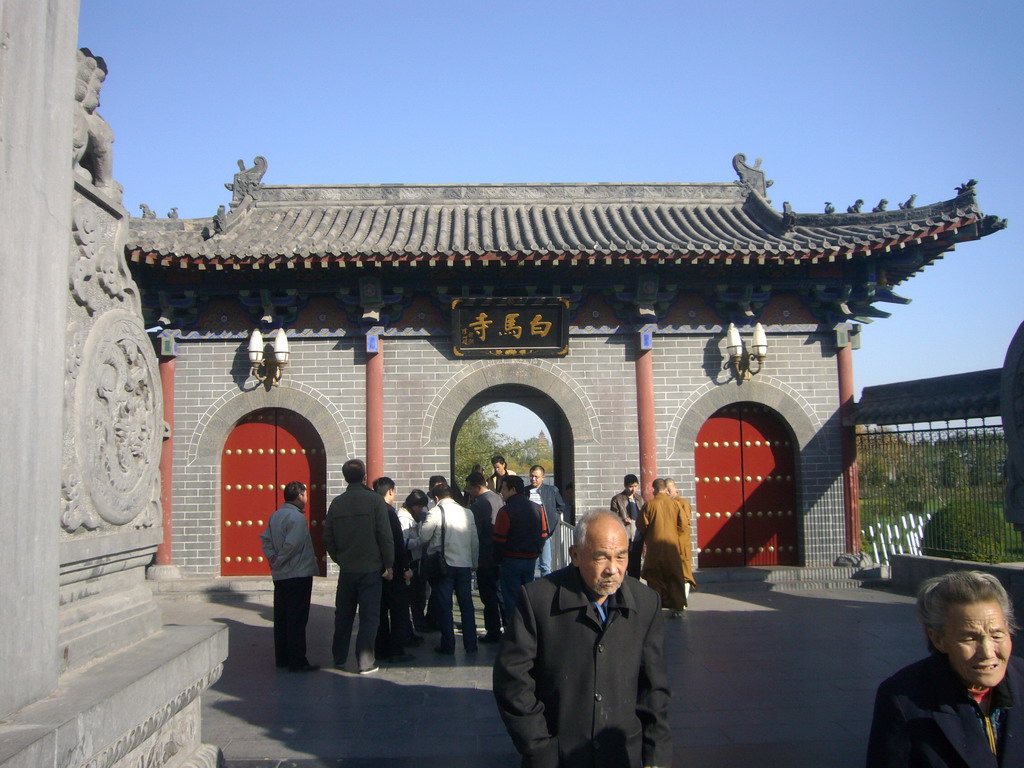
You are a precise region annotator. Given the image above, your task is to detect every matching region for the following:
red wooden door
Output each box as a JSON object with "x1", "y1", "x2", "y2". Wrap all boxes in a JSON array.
[
  {"x1": 694, "y1": 404, "x2": 798, "y2": 567},
  {"x1": 221, "y1": 409, "x2": 327, "y2": 576}
]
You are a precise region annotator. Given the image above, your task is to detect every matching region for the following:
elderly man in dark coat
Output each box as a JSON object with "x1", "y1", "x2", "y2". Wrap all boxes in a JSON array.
[{"x1": 493, "y1": 510, "x2": 672, "y2": 768}]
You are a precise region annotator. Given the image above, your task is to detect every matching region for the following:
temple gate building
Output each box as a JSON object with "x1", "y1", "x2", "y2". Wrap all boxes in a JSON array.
[{"x1": 125, "y1": 155, "x2": 1005, "y2": 578}]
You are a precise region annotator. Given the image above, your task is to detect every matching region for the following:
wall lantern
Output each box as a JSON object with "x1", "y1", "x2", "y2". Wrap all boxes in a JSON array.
[
  {"x1": 248, "y1": 328, "x2": 289, "y2": 386},
  {"x1": 725, "y1": 322, "x2": 767, "y2": 381}
]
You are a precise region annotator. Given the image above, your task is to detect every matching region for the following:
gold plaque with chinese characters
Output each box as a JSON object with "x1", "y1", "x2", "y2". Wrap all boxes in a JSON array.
[{"x1": 452, "y1": 298, "x2": 569, "y2": 358}]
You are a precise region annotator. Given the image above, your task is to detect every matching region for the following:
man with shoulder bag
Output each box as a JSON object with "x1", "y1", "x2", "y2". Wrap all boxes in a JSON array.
[{"x1": 420, "y1": 481, "x2": 479, "y2": 655}]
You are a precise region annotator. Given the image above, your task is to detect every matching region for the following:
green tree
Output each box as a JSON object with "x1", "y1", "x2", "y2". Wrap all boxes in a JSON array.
[
  {"x1": 453, "y1": 409, "x2": 554, "y2": 487},
  {"x1": 454, "y1": 407, "x2": 502, "y2": 484}
]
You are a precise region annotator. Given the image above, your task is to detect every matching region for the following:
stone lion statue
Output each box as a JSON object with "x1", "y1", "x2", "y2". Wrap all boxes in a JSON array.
[{"x1": 73, "y1": 48, "x2": 121, "y2": 200}]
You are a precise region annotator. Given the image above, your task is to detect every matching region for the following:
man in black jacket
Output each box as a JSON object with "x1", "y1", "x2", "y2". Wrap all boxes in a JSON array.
[
  {"x1": 373, "y1": 477, "x2": 416, "y2": 664},
  {"x1": 466, "y1": 471, "x2": 504, "y2": 643},
  {"x1": 493, "y1": 510, "x2": 671, "y2": 768},
  {"x1": 324, "y1": 458, "x2": 394, "y2": 674}
]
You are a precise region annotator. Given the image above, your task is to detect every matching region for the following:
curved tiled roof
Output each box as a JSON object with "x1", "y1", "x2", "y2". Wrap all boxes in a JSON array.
[
  {"x1": 126, "y1": 159, "x2": 1003, "y2": 279},
  {"x1": 855, "y1": 369, "x2": 1002, "y2": 425}
]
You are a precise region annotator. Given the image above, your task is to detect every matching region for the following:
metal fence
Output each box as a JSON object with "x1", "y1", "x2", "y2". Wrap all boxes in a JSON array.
[
  {"x1": 552, "y1": 519, "x2": 576, "y2": 570},
  {"x1": 857, "y1": 419, "x2": 1021, "y2": 564}
]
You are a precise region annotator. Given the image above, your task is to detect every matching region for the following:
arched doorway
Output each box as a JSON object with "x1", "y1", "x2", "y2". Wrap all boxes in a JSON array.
[
  {"x1": 451, "y1": 384, "x2": 574, "y2": 518},
  {"x1": 694, "y1": 403, "x2": 798, "y2": 567},
  {"x1": 221, "y1": 408, "x2": 327, "y2": 576}
]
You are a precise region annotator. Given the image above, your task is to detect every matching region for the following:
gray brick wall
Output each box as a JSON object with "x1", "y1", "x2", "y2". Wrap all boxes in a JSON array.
[{"x1": 168, "y1": 328, "x2": 849, "y2": 574}]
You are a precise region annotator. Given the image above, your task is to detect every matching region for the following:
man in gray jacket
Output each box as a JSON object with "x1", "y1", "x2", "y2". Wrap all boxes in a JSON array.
[
  {"x1": 324, "y1": 459, "x2": 394, "y2": 674},
  {"x1": 260, "y1": 481, "x2": 320, "y2": 672}
]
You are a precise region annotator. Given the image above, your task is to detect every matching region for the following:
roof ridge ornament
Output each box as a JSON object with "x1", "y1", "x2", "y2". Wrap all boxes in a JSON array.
[
  {"x1": 732, "y1": 154, "x2": 773, "y2": 198},
  {"x1": 782, "y1": 202, "x2": 796, "y2": 228},
  {"x1": 224, "y1": 156, "x2": 268, "y2": 210},
  {"x1": 955, "y1": 179, "x2": 977, "y2": 196}
]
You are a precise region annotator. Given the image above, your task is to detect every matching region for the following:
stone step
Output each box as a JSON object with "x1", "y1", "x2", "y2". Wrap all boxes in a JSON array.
[
  {"x1": 150, "y1": 576, "x2": 337, "y2": 602},
  {"x1": 151, "y1": 566, "x2": 892, "y2": 601},
  {"x1": 694, "y1": 565, "x2": 889, "y2": 593}
]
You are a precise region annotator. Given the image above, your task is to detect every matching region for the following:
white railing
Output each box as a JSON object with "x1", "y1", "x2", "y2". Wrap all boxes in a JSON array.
[
  {"x1": 865, "y1": 512, "x2": 932, "y2": 566},
  {"x1": 551, "y1": 519, "x2": 576, "y2": 571}
]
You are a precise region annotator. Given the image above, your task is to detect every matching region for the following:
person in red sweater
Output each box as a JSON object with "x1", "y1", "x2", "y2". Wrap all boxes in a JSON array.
[{"x1": 493, "y1": 475, "x2": 548, "y2": 624}]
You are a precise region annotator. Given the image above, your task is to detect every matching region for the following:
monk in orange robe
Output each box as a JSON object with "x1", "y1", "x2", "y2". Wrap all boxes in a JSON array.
[{"x1": 638, "y1": 478, "x2": 694, "y2": 615}]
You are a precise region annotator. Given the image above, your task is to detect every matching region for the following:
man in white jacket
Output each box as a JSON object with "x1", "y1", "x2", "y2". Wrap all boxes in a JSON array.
[
  {"x1": 260, "y1": 481, "x2": 320, "y2": 672},
  {"x1": 420, "y1": 481, "x2": 479, "y2": 655}
]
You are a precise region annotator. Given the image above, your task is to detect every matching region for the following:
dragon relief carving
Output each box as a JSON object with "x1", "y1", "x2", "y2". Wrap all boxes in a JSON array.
[
  {"x1": 71, "y1": 201, "x2": 139, "y2": 316},
  {"x1": 61, "y1": 469, "x2": 100, "y2": 532},
  {"x1": 64, "y1": 311, "x2": 162, "y2": 532}
]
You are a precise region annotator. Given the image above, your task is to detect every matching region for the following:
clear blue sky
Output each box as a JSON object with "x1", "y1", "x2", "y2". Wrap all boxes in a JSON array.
[{"x1": 80, "y1": 0, "x2": 1022, "y2": 438}]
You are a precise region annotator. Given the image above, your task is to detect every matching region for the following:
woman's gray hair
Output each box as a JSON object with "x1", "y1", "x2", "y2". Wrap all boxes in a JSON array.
[
  {"x1": 574, "y1": 510, "x2": 627, "y2": 551},
  {"x1": 917, "y1": 570, "x2": 1019, "y2": 641}
]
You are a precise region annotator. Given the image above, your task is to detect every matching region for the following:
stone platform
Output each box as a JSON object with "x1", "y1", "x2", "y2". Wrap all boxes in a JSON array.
[
  {"x1": 0, "y1": 623, "x2": 227, "y2": 767},
  {"x1": 159, "y1": 583, "x2": 924, "y2": 768}
]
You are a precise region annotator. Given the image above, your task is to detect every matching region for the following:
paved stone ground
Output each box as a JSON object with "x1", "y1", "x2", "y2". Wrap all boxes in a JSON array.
[{"x1": 160, "y1": 585, "x2": 923, "y2": 767}]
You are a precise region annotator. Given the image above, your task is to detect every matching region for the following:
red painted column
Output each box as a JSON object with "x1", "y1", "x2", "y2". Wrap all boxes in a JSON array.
[
  {"x1": 837, "y1": 342, "x2": 861, "y2": 552},
  {"x1": 635, "y1": 340, "x2": 658, "y2": 501},
  {"x1": 366, "y1": 336, "x2": 384, "y2": 483},
  {"x1": 157, "y1": 354, "x2": 175, "y2": 566}
]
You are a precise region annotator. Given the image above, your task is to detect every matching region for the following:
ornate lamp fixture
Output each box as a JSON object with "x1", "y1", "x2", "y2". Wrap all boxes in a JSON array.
[
  {"x1": 725, "y1": 322, "x2": 768, "y2": 381},
  {"x1": 248, "y1": 328, "x2": 290, "y2": 386}
]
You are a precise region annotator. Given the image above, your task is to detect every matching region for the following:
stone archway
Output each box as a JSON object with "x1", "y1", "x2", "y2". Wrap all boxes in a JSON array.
[
  {"x1": 671, "y1": 376, "x2": 822, "y2": 455},
  {"x1": 181, "y1": 383, "x2": 353, "y2": 575},
  {"x1": 668, "y1": 377, "x2": 844, "y2": 568},
  {"x1": 454, "y1": 384, "x2": 573, "y2": 501},
  {"x1": 424, "y1": 360, "x2": 599, "y2": 449},
  {"x1": 190, "y1": 382, "x2": 352, "y2": 467},
  {"x1": 427, "y1": 361, "x2": 599, "y2": 524}
]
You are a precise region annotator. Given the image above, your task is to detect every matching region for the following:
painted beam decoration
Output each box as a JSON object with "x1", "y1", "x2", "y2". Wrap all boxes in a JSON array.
[{"x1": 452, "y1": 297, "x2": 569, "y2": 358}]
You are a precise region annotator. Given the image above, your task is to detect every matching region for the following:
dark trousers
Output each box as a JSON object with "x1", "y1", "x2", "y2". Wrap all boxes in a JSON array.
[
  {"x1": 628, "y1": 534, "x2": 643, "y2": 579},
  {"x1": 332, "y1": 570, "x2": 382, "y2": 671},
  {"x1": 476, "y1": 564, "x2": 502, "y2": 637},
  {"x1": 376, "y1": 573, "x2": 415, "y2": 657},
  {"x1": 499, "y1": 557, "x2": 536, "y2": 626},
  {"x1": 273, "y1": 575, "x2": 313, "y2": 670},
  {"x1": 409, "y1": 560, "x2": 429, "y2": 627},
  {"x1": 433, "y1": 566, "x2": 478, "y2": 653}
]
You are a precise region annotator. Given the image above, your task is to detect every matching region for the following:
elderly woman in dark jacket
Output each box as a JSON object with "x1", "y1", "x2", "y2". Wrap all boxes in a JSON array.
[{"x1": 866, "y1": 570, "x2": 1023, "y2": 767}]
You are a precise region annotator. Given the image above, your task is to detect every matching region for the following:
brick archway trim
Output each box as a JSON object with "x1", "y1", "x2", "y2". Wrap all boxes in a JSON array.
[
  {"x1": 670, "y1": 376, "x2": 823, "y2": 456},
  {"x1": 423, "y1": 360, "x2": 600, "y2": 447},
  {"x1": 189, "y1": 383, "x2": 353, "y2": 466}
]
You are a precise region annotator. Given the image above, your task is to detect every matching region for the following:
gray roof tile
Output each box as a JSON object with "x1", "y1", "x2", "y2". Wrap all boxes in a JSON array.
[{"x1": 127, "y1": 174, "x2": 999, "y2": 277}]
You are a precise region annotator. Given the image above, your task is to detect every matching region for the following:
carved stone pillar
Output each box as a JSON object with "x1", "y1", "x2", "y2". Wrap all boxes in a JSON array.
[
  {"x1": 0, "y1": 42, "x2": 227, "y2": 768},
  {"x1": 1003, "y1": 321, "x2": 1024, "y2": 532},
  {"x1": 61, "y1": 179, "x2": 165, "y2": 669}
]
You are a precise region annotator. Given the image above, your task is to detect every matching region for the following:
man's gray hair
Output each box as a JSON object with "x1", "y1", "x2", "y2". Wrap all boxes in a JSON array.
[
  {"x1": 917, "y1": 570, "x2": 1019, "y2": 640},
  {"x1": 574, "y1": 510, "x2": 627, "y2": 550}
]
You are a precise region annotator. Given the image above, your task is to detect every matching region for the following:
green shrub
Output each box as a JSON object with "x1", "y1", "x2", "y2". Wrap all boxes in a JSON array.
[{"x1": 921, "y1": 501, "x2": 1024, "y2": 564}]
